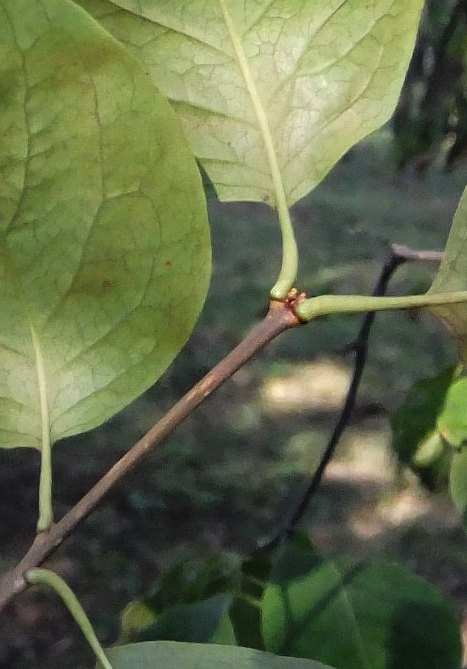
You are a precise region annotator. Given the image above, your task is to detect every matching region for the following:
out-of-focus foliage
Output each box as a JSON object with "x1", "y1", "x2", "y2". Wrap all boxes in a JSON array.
[
  {"x1": 393, "y1": 0, "x2": 467, "y2": 172},
  {"x1": 390, "y1": 366, "x2": 458, "y2": 489},
  {"x1": 261, "y1": 535, "x2": 462, "y2": 669}
]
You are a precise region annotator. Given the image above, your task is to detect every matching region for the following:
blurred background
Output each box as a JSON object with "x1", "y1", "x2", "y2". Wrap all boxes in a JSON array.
[{"x1": 2, "y1": 0, "x2": 467, "y2": 666}]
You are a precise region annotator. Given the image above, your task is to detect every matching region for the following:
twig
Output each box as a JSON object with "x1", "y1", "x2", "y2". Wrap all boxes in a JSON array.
[
  {"x1": 261, "y1": 244, "x2": 443, "y2": 549},
  {"x1": 390, "y1": 244, "x2": 444, "y2": 263},
  {"x1": 0, "y1": 299, "x2": 301, "y2": 613}
]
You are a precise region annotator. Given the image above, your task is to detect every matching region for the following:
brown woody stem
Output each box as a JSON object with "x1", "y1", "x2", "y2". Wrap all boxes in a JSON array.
[{"x1": 0, "y1": 299, "x2": 301, "y2": 613}]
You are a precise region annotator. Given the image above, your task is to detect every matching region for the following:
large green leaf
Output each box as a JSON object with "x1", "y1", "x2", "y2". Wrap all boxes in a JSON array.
[
  {"x1": 76, "y1": 0, "x2": 423, "y2": 207},
  {"x1": 262, "y1": 536, "x2": 462, "y2": 669},
  {"x1": 429, "y1": 187, "x2": 467, "y2": 364},
  {"x1": 438, "y1": 377, "x2": 467, "y2": 448},
  {"x1": 391, "y1": 367, "x2": 456, "y2": 460},
  {"x1": 98, "y1": 641, "x2": 335, "y2": 669},
  {"x1": 0, "y1": 0, "x2": 210, "y2": 448},
  {"x1": 390, "y1": 367, "x2": 456, "y2": 487}
]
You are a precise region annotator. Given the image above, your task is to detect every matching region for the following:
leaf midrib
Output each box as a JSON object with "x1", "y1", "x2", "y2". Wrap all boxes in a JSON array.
[
  {"x1": 217, "y1": 0, "x2": 286, "y2": 207},
  {"x1": 30, "y1": 321, "x2": 51, "y2": 452},
  {"x1": 218, "y1": 0, "x2": 297, "y2": 297},
  {"x1": 329, "y1": 561, "x2": 372, "y2": 669}
]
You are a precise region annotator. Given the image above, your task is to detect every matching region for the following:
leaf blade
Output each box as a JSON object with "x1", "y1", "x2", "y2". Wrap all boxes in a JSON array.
[
  {"x1": 262, "y1": 537, "x2": 462, "y2": 669},
  {"x1": 77, "y1": 0, "x2": 424, "y2": 207},
  {"x1": 122, "y1": 594, "x2": 235, "y2": 645},
  {"x1": 98, "y1": 640, "x2": 335, "y2": 669},
  {"x1": 429, "y1": 186, "x2": 467, "y2": 363},
  {"x1": 438, "y1": 377, "x2": 467, "y2": 448},
  {"x1": 0, "y1": 0, "x2": 210, "y2": 448}
]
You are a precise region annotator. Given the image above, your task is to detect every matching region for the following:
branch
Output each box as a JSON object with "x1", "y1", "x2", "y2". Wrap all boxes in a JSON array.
[
  {"x1": 390, "y1": 244, "x2": 444, "y2": 263},
  {"x1": 0, "y1": 299, "x2": 301, "y2": 613},
  {"x1": 261, "y1": 244, "x2": 443, "y2": 548},
  {"x1": 0, "y1": 245, "x2": 446, "y2": 609}
]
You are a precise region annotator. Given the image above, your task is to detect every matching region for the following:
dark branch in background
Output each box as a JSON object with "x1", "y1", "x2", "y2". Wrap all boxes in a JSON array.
[
  {"x1": 0, "y1": 300, "x2": 301, "y2": 613},
  {"x1": 390, "y1": 244, "x2": 444, "y2": 263},
  {"x1": 261, "y1": 244, "x2": 444, "y2": 550}
]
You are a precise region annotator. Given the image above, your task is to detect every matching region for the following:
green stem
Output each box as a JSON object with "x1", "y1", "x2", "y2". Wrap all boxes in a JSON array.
[
  {"x1": 219, "y1": 0, "x2": 298, "y2": 299},
  {"x1": 295, "y1": 291, "x2": 467, "y2": 321},
  {"x1": 26, "y1": 569, "x2": 113, "y2": 669},
  {"x1": 270, "y1": 207, "x2": 299, "y2": 301},
  {"x1": 30, "y1": 324, "x2": 53, "y2": 533}
]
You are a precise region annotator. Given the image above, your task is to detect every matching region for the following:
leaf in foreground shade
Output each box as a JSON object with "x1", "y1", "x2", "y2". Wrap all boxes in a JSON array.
[
  {"x1": 122, "y1": 594, "x2": 235, "y2": 645},
  {"x1": 77, "y1": 0, "x2": 423, "y2": 208},
  {"x1": 0, "y1": 0, "x2": 210, "y2": 448},
  {"x1": 262, "y1": 538, "x2": 462, "y2": 669},
  {"x1": 229, "y1": 548, "x2": 273, "y2": 650},
  {"x1": 391, "y1": 367, "x2": 457, "y2": 462},
  {"x1": 438, "y1": 377, "x2": 467, "y2": 448},
  {"x1": 429, "y1": 186, "x2": 467, "y2": 364},
  {"x1": 390, "y1": 367, "x2": 456, "y2": 487},
  {"x1": 97, "y1": 641, "x2": 335, "y2": 669}
]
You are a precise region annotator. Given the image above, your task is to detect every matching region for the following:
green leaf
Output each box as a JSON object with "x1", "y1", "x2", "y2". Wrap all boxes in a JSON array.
[
  {"x1": 211, "y1": 609, "x2": 237, "y2": 646},
  {"x1": 128, "y1": 551, "x2": 241, "y2": 615},
  {"x1": 123, "y1": 594, "x2": 235, "y2": 645},
  {"x1": 450, "y1": 446, "x2": 467, "y2": 527},
  {"x1": 412, "y1": 431, "x2": 445, "y2": 468},
  {"x1": 121, "y1": 601, "x2": 156, "y2": 642},
  {"x1": 97, "y1": 641, "x2": 335, "y2": 669},
  {"x1": 0, "y1": 0, "x2": 210, "y2": 448},
  {"x1": 77, "y1": 0, "x2": 423, "y2": 208},
  {"x1": 229, "y1": 548, "x2": 273, "y2": 650},
  {"x1": 262, "y1": 537, "x2": 462, "y2": 669},
  {"x1": 390, "y1": 367, "x2": 456, "y2": 486},
  {"x1": 443, "y1": 385, "x2": 467, "y2": 526},
  {"x1": 438, "y1": 377, "x2": 467, "y2": 448},
  {"x1": 429, "y1": 186, "x2": 467, "y2": 364}
]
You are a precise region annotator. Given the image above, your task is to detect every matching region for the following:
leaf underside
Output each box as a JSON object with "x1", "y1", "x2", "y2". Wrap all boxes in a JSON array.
[
  {"x1": 0, "y1": 0, "x2": 210, "y2": 448},
  {"x1": 429, "y1": 186, "x2": 467, "y2": 365},
  {"x1": 98, "y1": 640, "x2": 335, "y2": 669},
  {"x1": 77, "y1": 0, "x2": 424, "y2": 208}
]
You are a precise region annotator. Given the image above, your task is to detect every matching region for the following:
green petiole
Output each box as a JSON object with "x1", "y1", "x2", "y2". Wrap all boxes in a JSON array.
[
  {"x1": 269, "y1": 206, "x2": 299, "y2": 301},
  {"x1": 219, "y1": 0, "x2": 299, "y2": 300},
  {"x1": 26, "y1": 569, "x2": 113, "y2": 669},
  {"x1": 295, "y1": 291, "x2": 467, "y2": 321}
]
